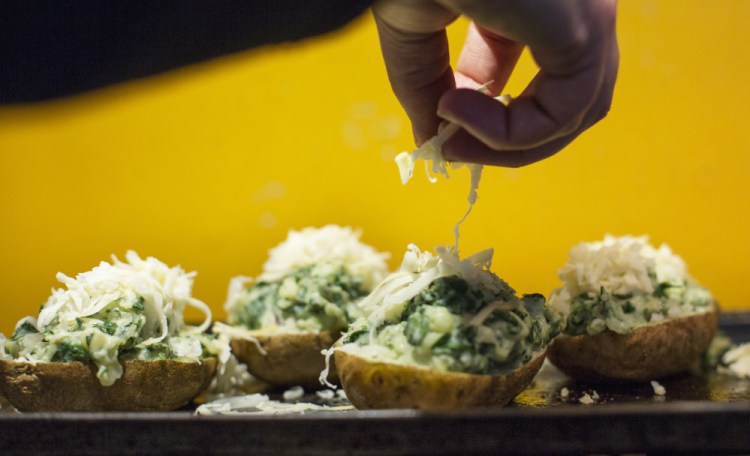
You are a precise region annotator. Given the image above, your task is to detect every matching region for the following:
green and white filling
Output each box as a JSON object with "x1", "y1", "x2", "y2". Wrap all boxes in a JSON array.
[
  {"x1": 549, "y1": 235, "x2": 714, "y2": 336},
  {"x1": 225, "y1": 261, "x2": 370, "y2": 333},
  {"x1": 0, "y1": 251, "x2": 224, "y2": 386},
  {"x1": 334, "y1": 245, "x2": 560, "y2": 377},
  {"x1": 223, "y1": 225, "x2": 389, "y2": 335}
]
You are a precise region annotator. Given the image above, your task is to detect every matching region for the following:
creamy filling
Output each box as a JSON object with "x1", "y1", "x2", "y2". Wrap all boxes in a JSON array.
[
  {"x1": 549, "y1": 235, "x2": 714, "y2": 336},
  {"x1": 336, "y1": 247, "x2": 560, "y2": 376}
]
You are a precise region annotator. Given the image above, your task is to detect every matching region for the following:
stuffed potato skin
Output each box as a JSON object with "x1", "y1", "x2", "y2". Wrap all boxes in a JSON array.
[
  {"x1": 231, "y1": 331, "x2": 338, "y2": 388},
  {"x1": 547, "y1": 309, "x2": 718, "y2": 381},
  {"x1": 0, "y1": 357, "x2": 217, "y2": 412},
  {"x1": 335, "y1": 349, "x2": 546, "y2": 410}
]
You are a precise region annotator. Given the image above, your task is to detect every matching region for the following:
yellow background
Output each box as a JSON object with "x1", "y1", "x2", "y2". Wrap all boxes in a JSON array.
[{"x1": 1, "y1": 0, "x2": 748, "y2": 334}]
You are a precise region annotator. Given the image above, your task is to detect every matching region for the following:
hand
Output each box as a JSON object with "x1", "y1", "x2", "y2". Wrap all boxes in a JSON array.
[{"x1": 373, "y1": 0, "x2": 618, "y2": 167}]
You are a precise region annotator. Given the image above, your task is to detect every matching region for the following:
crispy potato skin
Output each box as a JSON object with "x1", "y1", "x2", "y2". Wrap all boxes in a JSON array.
[
  {"x1": 548, "y1": 310, "x2": 718, "y2": 381},
  {"x1": 231, "y1": 331, "x2": 338, "y2": 388},
  {"x1": 334, "y1": 349, "x2": 546, "y2": 409},
  {"x1": 0, "y1": 358, "x2": 216, "y2": 412}
]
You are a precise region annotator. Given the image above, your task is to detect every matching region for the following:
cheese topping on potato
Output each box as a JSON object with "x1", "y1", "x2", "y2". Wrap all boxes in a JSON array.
[
  {"x1": 0, "y1": 251, "x2": 225, "y2": 386},
  {"x1": 333, "y1": 245, "x2": 560, "y2": 377},
  {"x1": 549, "y1": 235, "x2": 714, "y2": 336},
  {"x1": 223, "y1": 225, "x2": 390, "y2": 334}
]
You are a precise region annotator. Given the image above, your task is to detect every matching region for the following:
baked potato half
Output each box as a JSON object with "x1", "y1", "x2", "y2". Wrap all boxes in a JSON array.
[
  {"x1": 332, "y1": 245, "x2": 560, "y2": 409},
  {"x1": 335, "y1": 349, "x2": 546, "y2": 409},
  {"x1": 230, "y1": 331, "x2": 338, "y2": 388},
  {"x1": 548, "y1": 310, "x2": 717, "y2": 381},
  {"x1": 0, "y1": 358, "x2": 216, "y2": 412},
  {"x1": 221, "y1": 225, "x2": 389, "y2": 388},
  {"x1": 0, "y1": 251, "x2": 232, "y2": 410},
  {"x1": 547, "y1": 235, "x2": 717, "y2": 381}
]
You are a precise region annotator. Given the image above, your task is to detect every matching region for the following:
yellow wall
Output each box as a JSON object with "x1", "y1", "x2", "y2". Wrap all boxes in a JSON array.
[{"x1": 1, "y1": 0, "x2": 749, "y2": 334}]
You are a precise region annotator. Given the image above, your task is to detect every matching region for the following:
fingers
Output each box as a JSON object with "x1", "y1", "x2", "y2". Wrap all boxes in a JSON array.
[
  {"x1": 442, "y1": 30, "x2": 619, "y2": 167},
  {"x1": 454, "y1": 23, "x2": 524, "y2": 94},
  {"x1": 374, "y1": 0, "x2": 619, "y2": 166},
  {"x1": 441, "y1": 128, "x2": 574, "y2": 167},
  {"x1": 437, "y1": 59, "x2": 600, "y2": 151},
  {"x1": 436, "y1": 0, "x2": 617, "y2": 160},
  {"x1": 372, "y1": 2, "x2": 458, "y2": 145}
]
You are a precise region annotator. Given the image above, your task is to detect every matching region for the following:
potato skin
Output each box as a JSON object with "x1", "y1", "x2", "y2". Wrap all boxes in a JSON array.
[
  {"x1": 0, "y1": 358, "x2": 216, "y2": 412},
  {"x1": 547, "y1": 309, "x2": 718, "y2": 382},
  {"x1": 231, "y1": 331, "x2": 338, "y2": 388},
  {"x1": 334, "y1": 349, "x2": 546, "y2": 410}
]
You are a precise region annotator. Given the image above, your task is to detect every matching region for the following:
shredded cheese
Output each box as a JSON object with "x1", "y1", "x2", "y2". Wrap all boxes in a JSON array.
[
  {"x1": 358, "y1": 245, "x2": 512, "y2": 326},
  {"x1": 549, "y1": 235, "x2": 699, "y2": 318},
  {"x1": 257, "y1": 225, "x2": 390, "y2": 291},
  {"x1": 579, "y1": 392, "x2": 596, "y2": 405},
  {"x1": 394, "y1": 89, "x2": 511, "y2": 250},
  {"x1": 556, "y1": 235, "x2": 687, "y2": 301},
  {"x1": 282, "y1": 386, "x2": 305, "y2": 401},
  {"x1": 1, "y1": 251, "x2": 223, "y2": 387},
  {"x1": 650, "y1": 380, "x2": 667, "y2": 396},
  {"x1": 195, "y1": 393, "x2": 354, "y2": 415},
  {"x1": 721, "y1": 343, "x2": 750, "y2": 378},
  {"x1": 211, "y1": 321, "x2": 266, "y2": 356},
  {"x1": 38, "y1": 251, "x2": 211, "y2": 343}
]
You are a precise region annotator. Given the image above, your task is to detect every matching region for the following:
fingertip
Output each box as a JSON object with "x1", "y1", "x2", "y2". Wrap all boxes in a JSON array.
[
  {"x1": 436, "y1": 88, "x2": 482, "y2": 120},
  {"x1": 440, "y1": 128, "x2": 488, "y2": 163},
  {"x1": 441, "y1": 128, "x2": 567, "y2": 168}
]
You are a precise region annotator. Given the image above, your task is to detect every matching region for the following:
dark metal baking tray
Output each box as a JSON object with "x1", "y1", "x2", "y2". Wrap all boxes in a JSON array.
[{"x1": 2, "y1": 312, "x2": 750, "y2": 456}]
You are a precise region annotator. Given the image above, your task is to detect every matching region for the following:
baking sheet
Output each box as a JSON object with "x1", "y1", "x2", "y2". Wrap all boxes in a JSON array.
[{"x1": 2, "y1": 312, "x2": 750, "y2": 456}]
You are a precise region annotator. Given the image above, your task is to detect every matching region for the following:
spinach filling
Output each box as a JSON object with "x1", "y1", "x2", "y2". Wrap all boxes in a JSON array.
[
  {"x1": 346, "y1": 276, "x2": 561, "y2": 375},
  {"x1": 563, "y1": 278, "x2": 713, "y2": 336},
  {"x1": 10, "y1": 320, "x2": 39, "y2": 340},
  {"x1": 51, "y1": 341, "x2": 90, "y2": 362},
  {"x1": 4, "y1": 294, "x2": 212, "y2": 366},
  {"x1": 229, "y1": 262, "x2": 369, "y2": 333}
]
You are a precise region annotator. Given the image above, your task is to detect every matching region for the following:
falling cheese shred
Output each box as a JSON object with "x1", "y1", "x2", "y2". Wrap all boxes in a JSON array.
[{"x1": 394, "y1": 87, "x2": 511, "y2": 250}]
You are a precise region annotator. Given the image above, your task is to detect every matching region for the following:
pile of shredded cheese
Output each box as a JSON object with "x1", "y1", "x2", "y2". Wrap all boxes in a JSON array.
[
  {"x1": 550, "y1": 235, "x2": 690, "y2": 315},
  {"x1": 358, "y1": 244, "x2": 511, "y2": 326},
  {"x1": 256, "y1": 225, "x2": 390, "y2": 291},
  {"x1": 38, "y1": 251, "x2": 211, "y2": 341}
]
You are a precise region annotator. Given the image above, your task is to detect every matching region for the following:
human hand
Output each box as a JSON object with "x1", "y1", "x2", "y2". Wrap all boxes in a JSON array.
[{"x1": 373, "y1": 0, "x2": 618, "y2": 167}]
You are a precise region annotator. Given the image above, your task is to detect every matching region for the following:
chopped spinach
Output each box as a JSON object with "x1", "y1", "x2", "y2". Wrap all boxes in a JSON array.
[
  {"x1": 231, "y1": 262, "x2": 368, "y2": 332},
  {"x1": 51, "y1": 341, "x2": 90, "y2": 362},
  {"x1": 405, "y1": 310, "x2": 430, "y2": 345},
  {"x1": 11, "y1": 320, "x2": 39, "y2": 341},
  {"x1": 132, "y1": 296, "x2": 145, "y2": 311},
  {"x1": 343, "y1": 328, "x2": 368, "y2": 344},
  {"x1": 97, "y1": 319, "x2": 118, "y2": 336},
  {"x1": 403, "y1": 276, "x2": 488, "y2": 318}
]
